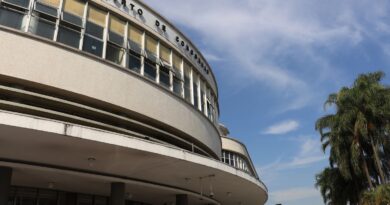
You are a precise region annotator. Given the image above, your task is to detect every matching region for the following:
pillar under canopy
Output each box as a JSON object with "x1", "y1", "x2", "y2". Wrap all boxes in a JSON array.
[
  {"x1": 110, "y1": 182, "x2": 125, "y2": 205},
  {"x1": 0, "y1": 167, "x2": 12, "y2": 205}
]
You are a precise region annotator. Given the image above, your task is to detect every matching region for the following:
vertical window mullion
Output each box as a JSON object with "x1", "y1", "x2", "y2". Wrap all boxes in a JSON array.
[
  {"x1": 169, "y1": 49, "x2": 173, "y2": 91},
  {"x1": 140, "y1": 30, "x2": 145, "y2": 76},
  {"x1": 53, "y1": 0, "x2": 64, "y2": 41},
  {"x1": 156, "y1": 40, "x2": 160, "y2": 83},
  {"x1": 123, "y1": 21, "x2": 128, "y2": 67},
  {"x1": 24, "y1": 0, "x2": 35, "y2": 32},
  {"x1": 101, "y1": 11, "x2": 109, "y2": 59},
  {"x1": 78, "y1": 1, "x2": 88, "y2": 50},
  {"x1": 190, "y1": 67, "x2": 194, "y2": 105},
  {"x1": 180, "y1": 58, "x2": 184, "y2": 98}
]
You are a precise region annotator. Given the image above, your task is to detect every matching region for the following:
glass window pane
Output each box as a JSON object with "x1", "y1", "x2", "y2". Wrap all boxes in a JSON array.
[
  {"x1": 159, "y1": 66, "x2": 170, "y2": 88},
  {"x1": 160, "y1": 44, "x2": 170, "y2": 64},
  {"x1": 173, "y1": 78, "x2": 182, "y2": 95},
  {"x1": 94, "y1": 196, "x2": 107, "y2": 205},
  {"x1": 144, "y1": 61, "x2": 156, "y2": 81},
  {"x1": 38, "y1": 0, "x2": 60, "y2": 8},
  {"x1": 0, "y1": 8, "x2": 26, "y2": 30},
  {"x1": 145, "y1": 35, "x2": 157, "y2": 57},
  {"x1": 184, "y1": 62, "x2": 191, "y2": 103},
  {"x1": 77, "y1": 194, "x2": 92, "y2": 205},
  {"x1": 200, "y1": 84, "x2": 205, "y2": 112},
  {"x1": 29, "y1": 16, "x2": 56, "y2": 39},
  {"x1": 193, "y1": 79, "x2": 199, "y2": 109},
  {"x1": 38, "y1": 189, "x2": 57, "y2": 205},
  {"x1": 172, "y1": 52, "x2": 181, "y2": 74},
  {"x1": 57, "y1": 25, "x2": 80, "y2": 48},
  {"x1": 18, "y1": 187, "x2": 37, "y2": 205},
  {"x1": 108, "y1": 16, "x2": 124, "y2": 46},
  {"x1": 128, "y1": 25, "x2": 142, "y2": 50},
  {"x1": 106, "y1": 43, "x2": 124, "y2": 64},
  {"x1": 87, "y1": 6, "x2": 106, "y2": 27},
  {"x1": 3, "y1": 0, "x2": 30, "y2": 8},
  {"x1": 127, "y1": 52, "x2": 141, "y2": 73},
  {"x1": 109, "y1": 15, "x2": 124, "y2": 36},
  {"x1": 82, "y1": 35, "x2": 103, "y2": 57},
  {"x1": 63, "y1": 0, "x2": 84, "y2": 17},
  {"x1": 85, "y1": 21, "x2": 104, "y2": 39},
  {"x1": 35, "y1": 2, "x2": 58, "y2": 17}
]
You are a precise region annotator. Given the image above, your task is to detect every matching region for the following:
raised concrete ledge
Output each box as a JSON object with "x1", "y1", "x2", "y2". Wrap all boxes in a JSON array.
[
  {"x1": 0, "y1": 28, "x2": 221, "y2": 157},
  {"x1": 0, "y1": 110, "x2": 267, "y2": 193}
]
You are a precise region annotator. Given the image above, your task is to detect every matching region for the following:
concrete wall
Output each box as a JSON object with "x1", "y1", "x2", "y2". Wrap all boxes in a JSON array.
[{"x1": 0, "y1": 29, "x2": 222, "y2": 156}]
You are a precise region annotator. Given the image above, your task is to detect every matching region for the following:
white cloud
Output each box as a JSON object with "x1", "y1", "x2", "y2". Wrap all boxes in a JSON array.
[
  {"x1": 270, "y1": 187, "x2": 321, "y2": 203},
  {"x1": 263, "y1": 120, "x2": 299, "y2": 135},
  {"x1": 145, "y1": 0, "x2": 390, "y2": 112},
  {"x1": 258, "y1": 136, "x2": 325, "y2": 174}
]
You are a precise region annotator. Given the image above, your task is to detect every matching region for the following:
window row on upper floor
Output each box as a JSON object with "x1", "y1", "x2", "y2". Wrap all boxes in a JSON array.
[
  {"x1": 221, "y1": 150, "x2": 251, "y2": 175},
  {"x1": 0, "y1": 0, "x2": 219, "y2": 124}
]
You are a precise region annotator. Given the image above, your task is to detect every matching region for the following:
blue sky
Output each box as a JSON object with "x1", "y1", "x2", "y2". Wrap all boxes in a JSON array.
[{"x1": 145, "y1": 1, "x2": 390, "y2": 204}]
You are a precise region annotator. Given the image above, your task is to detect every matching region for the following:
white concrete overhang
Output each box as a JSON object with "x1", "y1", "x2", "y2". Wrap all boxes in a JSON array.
[{"x1": 0, "y1": 110, "x2": 268, "y2": 205}]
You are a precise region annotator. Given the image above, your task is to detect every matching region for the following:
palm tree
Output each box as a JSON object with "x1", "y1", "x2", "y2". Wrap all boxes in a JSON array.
[
  {"x1": 360, "y1": 184, "x2": 390, "y2": 205},
  {"x1": 316, "y1": 71, "x2": 390, "y2": 204},
  {"x1": 316, "y1": 167, "x2": 365, "y2": 205}
]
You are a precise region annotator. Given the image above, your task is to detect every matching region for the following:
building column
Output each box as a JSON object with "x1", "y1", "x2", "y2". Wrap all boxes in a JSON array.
[
  {"x1": 110, "y1": 182, "x2": 125, "y2": 205},
  {"x1": 0, "y1": 167, "x2": 12, "y2": 205},
  {"x1": 176, "y1": 194, "x2": 188, "y2": 205}
]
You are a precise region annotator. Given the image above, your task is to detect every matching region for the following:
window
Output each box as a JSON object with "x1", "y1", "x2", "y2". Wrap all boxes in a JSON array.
[
  {"x1": 159, "y1": 66, "x2": 170, "y2": 88},
  {"x1": 159, "y1": 43, "x2": 170, "y2": 64},
  {"x1": 144, "y1": 59, "x2": 156, "y2": 81},
  {"x1": 106, "y1": 43, "x2": 125, "y2": 64},
  {"x1": 57, "y1": 24, "x2": 80, "y2": 48},
  {"x1": 61, "y1": 0, "x2": 84, "y2": 26},
  {"x1": 28, "y1": 14, "x2": 56, "y2": 39},
  {"x1": 145, "y1": 35, "x2": 157, "y2": 62},
  {"x1": 0, "y1": 6, "x2": 27, "y2": 30},
  {"x1": 83, "y1": 6, "x2": 106, "y2": 57},
  {"x1": 172, "y1": 52, "x2": 183, "y2": 96},
  {"x1": 35, "y1": 0, "x2": 60, "y2": 17},
  {"x1": 94, "y1": 196, "x2": 107, "y2": 205},
  {"x1": 200, "y1": 81, "x2": 205, "y2": 113},
  {"x1": 77, "y1": 194, "x2": 93, "y2": 205},
  {"x1": 184, "y1": 62, "x2": 192, "y2": 103},
  {"x1": 127, "y1": 51, "x2": 141, "y2": 73},
  {"x1": 57, "y1": 0, "x2": 84, "y2": 48},
  {"x1": 193, "y1": 74, "x2": 199, "y2": 109},
  {"x1": 128, "y1": 25, "x2": 143, "y2": 53},
  {"x1": 17, "y1": 187, "x2": 38, "y2": 205},
  {"x1": 38, "y1": 189, "x2": 57, "y2": 205},
  {"x1": 83, "y1": 35, "x2": 103, "y2": 56},
  {"x1": 106, "y1": 15, "x2": 125, "y2": 64},
  {"x1": 3, "y1": 0, "x2": 30, "y2": 8}
]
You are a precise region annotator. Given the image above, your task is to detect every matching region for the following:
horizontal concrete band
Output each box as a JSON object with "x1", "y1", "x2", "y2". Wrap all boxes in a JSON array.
[
  {"x1": 0, "y1": 110, "x2": 268, "y2": 205},
  {"x1": 0, "y1": 29, "x2": 221, "y2": 157}
]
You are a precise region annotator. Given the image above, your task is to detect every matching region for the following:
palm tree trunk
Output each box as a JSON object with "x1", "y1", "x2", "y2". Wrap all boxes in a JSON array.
[
  {"x1": 371, "y1": 139, "x2": 386, "y2": 184},
  {"x1": 362, "y1": 154, "x2": 374, "y2": 189}
]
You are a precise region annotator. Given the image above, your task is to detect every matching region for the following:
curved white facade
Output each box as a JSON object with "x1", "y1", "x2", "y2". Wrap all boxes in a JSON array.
[{"x1": 0, "y1": 0, "x2": 268, "y2": 204}]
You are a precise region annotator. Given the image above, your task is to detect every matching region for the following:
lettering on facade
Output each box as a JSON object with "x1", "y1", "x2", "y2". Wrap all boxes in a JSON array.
[
  {"x1": 117, "y1": 0, "x2": 144, "y2": 16},
  {"x1": 176, "y1": 36, "x2": 209, "y2": 74},
  {"x1": 108, "y1": 0, "x2": 210, "y2": 75}
]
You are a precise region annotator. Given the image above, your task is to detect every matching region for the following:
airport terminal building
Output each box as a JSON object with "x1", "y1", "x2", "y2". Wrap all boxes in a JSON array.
[{"x1": 0, "y1": 0, "x2": 268, "y2": 204}]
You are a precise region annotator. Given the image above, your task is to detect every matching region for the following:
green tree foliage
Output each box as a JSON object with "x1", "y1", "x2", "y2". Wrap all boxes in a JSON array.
[
  {"x1": 315, "y1": 71, "x2": 390, "y2": 204},
  {"x1": 360, "y1": 184, "x2": 390, "y2": 205}
]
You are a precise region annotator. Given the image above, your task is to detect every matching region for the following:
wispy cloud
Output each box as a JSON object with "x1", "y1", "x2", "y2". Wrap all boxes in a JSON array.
[
  {"x1": 259, "y1": 136, "x2": 325, "y2": 173},
  {"x1": 146, "y1": 0, "x2": 390, "y2": 112},
  {"x1": 270, "y1": 187, "x2": 320, "y2": 203},
  {"x1": 263, "y1": 120, "x2": 299, "y2": 135}
]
